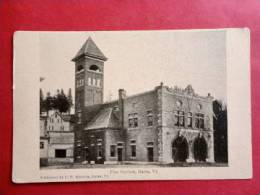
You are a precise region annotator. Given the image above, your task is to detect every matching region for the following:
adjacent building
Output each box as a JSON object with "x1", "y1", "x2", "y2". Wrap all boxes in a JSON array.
[
  {"x1": 40, "y1": 111, "x2": 75, "y2": 166},
  {"x1": 40, "y1": 116, "x2": 49, "y2": 166},
  {"x1": 73, "y1": 37, "x2": 215, "y2": 164}
]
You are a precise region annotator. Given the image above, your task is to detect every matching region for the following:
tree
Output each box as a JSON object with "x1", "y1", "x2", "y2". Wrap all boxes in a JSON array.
[
  {"x1": 67, "y1": 88, "x2": 73, "y2": 114},
  {"x1": 40, "y1": 88, "x2": 44, "y2": 114},
  {"x1": 44, "y1": 92, "x2": 53, "y2": 116},
  {"x1": 213, "y1": 100, "x2": 228, "y2": 163},
  {"x1": 39, "y1": 89, "x2": 71, "y2": 115},
  {"x1": 54, "y1": 89, "x2": 70, "y2": 113}
]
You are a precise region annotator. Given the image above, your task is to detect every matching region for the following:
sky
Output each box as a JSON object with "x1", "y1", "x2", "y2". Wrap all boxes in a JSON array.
[{"x1": 39, "y1": 30, "x2": 227, "y2": 106}]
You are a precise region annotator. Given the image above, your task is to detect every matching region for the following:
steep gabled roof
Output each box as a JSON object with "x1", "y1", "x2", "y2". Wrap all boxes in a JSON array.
[
  {"x1": 72, "y1": 37, "x2": 107, "y2": 61},
  {"x1": 85, "y1": 107, "x2": 120, "y2": 130}
]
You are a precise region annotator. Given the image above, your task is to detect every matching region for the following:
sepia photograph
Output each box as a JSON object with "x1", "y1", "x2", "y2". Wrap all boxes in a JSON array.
[
  {"x1": 39, "y1": 30, "x2": 228, "y2": 169},
  {"x1": 12, "y1": 29, "x2": 251, "y2": 183}
]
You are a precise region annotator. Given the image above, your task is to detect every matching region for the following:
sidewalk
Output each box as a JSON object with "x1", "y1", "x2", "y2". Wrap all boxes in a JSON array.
[{"x1": 41, "y1": 162, "x2": 228, "y2": 169}]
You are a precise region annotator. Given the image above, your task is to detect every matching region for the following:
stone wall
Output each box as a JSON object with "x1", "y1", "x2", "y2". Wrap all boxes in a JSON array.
[
  {"x1": 105, "y1": 129, "x2": 124, "y2": 162},
  {"x1": 82, "y1": 130, "x2": 105, "y2": 163},
  {"x1": 160, "y1": 85, "x2": 214, "y2": 163},
  {"x1": 123, "y1": 90, "x2": 159, "y2": 162}
]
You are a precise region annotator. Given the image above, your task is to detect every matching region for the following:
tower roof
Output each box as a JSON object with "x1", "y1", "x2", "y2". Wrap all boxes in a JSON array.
[{"x1": 72, "y1": 37, "x2": 107, "y2": 61}]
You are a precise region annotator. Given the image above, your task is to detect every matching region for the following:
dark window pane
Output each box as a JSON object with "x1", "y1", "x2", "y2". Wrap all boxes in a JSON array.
[
  {"x1": 148, "y1": 116, "x2": 153, "y2": 126},
  {"x1": 55, "y1": 149, "x2": 66, "y2": 158},
  {"x1": 97, "y1": 145, "x2": 102, "y2": 157},
  {"x1": 40, "y1": 142, "x2": 44, "y2": 149},
  {"x1": 110, "y1": 145, "x2": 116, "y2": 157},
  {"x1": 134, "y1": 118, "x2": 138, "y2": 127},
  {"x1": 129, "y1": 118, "x2": 134, "y2": 128},
  {"x1": 131, "y1": 145, "x2": 136, "y2": 157}
]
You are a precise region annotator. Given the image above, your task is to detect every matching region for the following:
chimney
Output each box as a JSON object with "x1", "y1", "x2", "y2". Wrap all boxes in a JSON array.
[
  {"x1": 118, "y1": 89, "x2": 126, "y2": 128},
  {"x1": 119, "y1": 89, "x2": 126, "y2": 99}
]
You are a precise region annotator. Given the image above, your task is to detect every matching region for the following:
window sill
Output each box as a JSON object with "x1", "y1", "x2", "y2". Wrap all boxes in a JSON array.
[
  {"x1": 87, "y1": 70, "x2": 103, "y2": 74},
  {"x1": 76, "y1": 85, "x2": 84, "y2": 88},
  {"x1": 87, "y1": 85, "x2": 101, "y2": 88},
  {"x1": 128, "y1": 127, "x2": 139, "y2": 130},
  {"x1": 76, "y1": 70, "x2": 85, "y2": 74},
  {"x1": 174, "y1": 125, "x2": 185, "y2": 128},
  {"x1": 146, "y1": 125, "x2": 154, "y2": 128}
]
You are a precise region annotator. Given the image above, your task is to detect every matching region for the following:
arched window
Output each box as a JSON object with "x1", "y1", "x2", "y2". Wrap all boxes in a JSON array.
[
  {"x1": 187, "y1": 112, "x2": 192, "y2": 128},
  {"x1": 193, "y1": 133, "x2": 208, "y2": 162},
  {"x1": 77, "y1": 65, "x2": 84, "y2": 72},
  {"x1": 195, "y1": 113, "x2": 204, "y2": 129},
  {"x1": 174, "y1": 111, "x2": 185, "y2": 127},
  {"x1": 89, "y1": 65, "x2": 101, "y2": 72},
  {"x1": 172, "y1": 135, "x2": 189, "y2": 162}
]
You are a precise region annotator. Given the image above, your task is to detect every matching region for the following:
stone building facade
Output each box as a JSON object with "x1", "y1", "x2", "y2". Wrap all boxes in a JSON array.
[{"x1": 73, "y1": 37, "x2": 214, "y2": 164}]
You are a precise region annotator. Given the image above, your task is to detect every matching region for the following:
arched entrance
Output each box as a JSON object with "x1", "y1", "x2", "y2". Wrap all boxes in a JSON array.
[
  {"x1": 193, "y1": 134, "x2": 208, "y2": 162},
  {"x1": 172, "y1": 135, "x2": 189, "y2": 162}
]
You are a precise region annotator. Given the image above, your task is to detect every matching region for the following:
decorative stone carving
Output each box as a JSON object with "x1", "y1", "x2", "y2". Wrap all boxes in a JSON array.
[
  {"x1": 205, "y1": 116, "x2": 211, "y2": 130},
  {"x1": 166, "y1": 84, "x2": 199, "y2": 97},
  {"x1": 185, "y1": 85, "x2": 195, "y2": 96}
]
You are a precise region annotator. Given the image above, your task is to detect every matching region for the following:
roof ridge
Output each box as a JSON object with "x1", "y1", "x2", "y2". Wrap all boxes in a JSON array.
[
  {"x1": 106, "y1": 107, "x2": 114, "y2": 128},
  {"x1": 85, "y1": 106, "x2": 119, "y2": 130}
]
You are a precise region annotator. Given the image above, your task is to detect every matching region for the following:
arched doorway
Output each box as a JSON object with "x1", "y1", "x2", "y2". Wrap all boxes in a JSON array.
[
  {"x1": 172, "y1": 135, "x2": 189, "y2": 162},
  {"x1": 193, "y1": 134, "x2": 208, "y2": 162}
]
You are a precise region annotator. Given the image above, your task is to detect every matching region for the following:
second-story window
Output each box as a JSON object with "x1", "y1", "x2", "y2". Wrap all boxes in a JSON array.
[
  {"x1": 174, "y1": 110, "x2": 185, "y2": 127},
  {"x1": 147, "y1": 110, "x2": 153, "y2": 126},
  {"x1": 187, "y1": 112, "x2": 192, "y2": 128},
  {"x1": 195, "y1": 113, "x2": 204, "y2": 129},
  {"x1": 128, "y1": 113, "x2": 138, "y2": 128}
]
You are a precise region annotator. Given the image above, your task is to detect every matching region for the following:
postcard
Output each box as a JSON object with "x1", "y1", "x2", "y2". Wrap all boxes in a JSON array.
[{"x1": 13, "y1": 29, "x2": 252, "y2": 183}]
